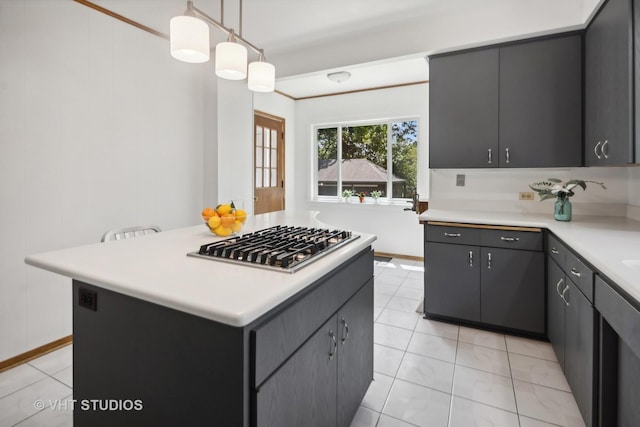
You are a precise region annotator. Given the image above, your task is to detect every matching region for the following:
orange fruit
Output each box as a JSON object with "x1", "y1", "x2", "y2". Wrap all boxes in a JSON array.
[
  {"x1": 207, "y1": 215, "x2": 221, "y2": 230},
  {"x1": 235, "y1": 209, "x2": 247, "y2": 223},
  {"x1": 201, "y1": 207, "x2": 216, "y2": 219},
  {"x1": 231, "y1": 220, "x2": 243, "y2": 233},
  {"x1": 213, "y1": 225, "x2": 232, "y2": 236},
  {"x1": 220, "y1": 213, "x2": 236, "y2": 227}
]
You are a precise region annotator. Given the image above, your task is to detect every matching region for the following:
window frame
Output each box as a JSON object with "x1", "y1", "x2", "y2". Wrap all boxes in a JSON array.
[{"x1": 312, "y1": 117, "x2": 419, "y2": 204}]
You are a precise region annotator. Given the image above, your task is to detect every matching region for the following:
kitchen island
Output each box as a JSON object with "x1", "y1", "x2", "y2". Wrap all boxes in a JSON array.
[{"x1": 25, "y1": 210, "x2": 377, "y2": 427}]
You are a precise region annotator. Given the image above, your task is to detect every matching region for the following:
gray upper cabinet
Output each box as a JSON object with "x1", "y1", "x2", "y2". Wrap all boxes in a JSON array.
[
  {"x1": 429, "y1": 33, "x2": 583, "y2": 169},
  {"x1": 500, "y1": 35, "x2": 582, "y2": 167},
  {"x1": 585, "y1": 0, "x2": 635, "y2": 165},
  {"x1": 429, "y1": 49, "x2": 499, "y2": 168}
]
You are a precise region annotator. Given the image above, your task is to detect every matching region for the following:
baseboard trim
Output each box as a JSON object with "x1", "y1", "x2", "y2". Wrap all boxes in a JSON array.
[
  {"x1": 374, "y1": 251, "x2": 424, "y2": 262},
  {"x1": 0, "y1": 335, "x2": 73, "y2": 373}
]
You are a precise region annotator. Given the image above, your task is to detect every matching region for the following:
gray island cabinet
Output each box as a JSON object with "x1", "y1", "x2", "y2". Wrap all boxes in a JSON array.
[{"x1": 25, "y1": 211, "x2": 377, "y2": 427}]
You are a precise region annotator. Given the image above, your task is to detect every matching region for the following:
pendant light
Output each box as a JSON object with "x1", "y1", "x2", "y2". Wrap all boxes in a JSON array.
[
  {"x1": 169, "y1": 1, "x2": 276, "y2": 92},
  {"x1": 248, "y1": 51, "x2": 275, "y2": 92}
]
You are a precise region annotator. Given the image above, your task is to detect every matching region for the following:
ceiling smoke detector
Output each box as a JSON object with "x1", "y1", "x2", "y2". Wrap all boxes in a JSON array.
[{"x1": 327, "y1": 71, "x2": 351, "y2": 83}]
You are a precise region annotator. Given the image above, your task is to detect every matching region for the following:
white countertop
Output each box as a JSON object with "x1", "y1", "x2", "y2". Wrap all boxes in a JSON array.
[
  {"x1": 420, "y1": 209, "x2": 640, "y2": 305},
  {"x1": 25, "y1": 211, "x2": 377, "y2": 327}
]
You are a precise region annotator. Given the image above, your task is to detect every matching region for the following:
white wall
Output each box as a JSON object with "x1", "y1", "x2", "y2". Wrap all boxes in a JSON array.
[
  {"x1": 295, "y1": 84, "x2": 429, "y2": 257},
  {"x1": 0, "y1": 0, "x2": 207, "y2": 361}
]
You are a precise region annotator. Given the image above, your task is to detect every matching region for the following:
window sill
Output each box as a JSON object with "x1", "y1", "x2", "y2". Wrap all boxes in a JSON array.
[{"x1": 311, "y1": 197, "x2": 412, "y2": 207}]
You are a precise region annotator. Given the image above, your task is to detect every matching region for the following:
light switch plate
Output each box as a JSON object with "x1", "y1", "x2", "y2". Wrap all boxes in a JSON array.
[
  {"x1": 519, "y1": 192, "x2": 534, "y2": 201},
  {"x1": 456, "y1": 174, "x2": 465, "y2": 186}
]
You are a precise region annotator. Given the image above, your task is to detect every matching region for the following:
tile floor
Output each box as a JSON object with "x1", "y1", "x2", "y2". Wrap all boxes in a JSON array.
[{"x1": 0, "y1": 257, "x2": 585, "y2": 427}]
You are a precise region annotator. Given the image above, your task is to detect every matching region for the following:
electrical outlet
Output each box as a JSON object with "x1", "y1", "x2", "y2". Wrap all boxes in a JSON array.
[
  {"x1": 519, "y1": 192, "x2": 534, "y2": 201},
  {"x1": 78, "y1": 287, "x2": 97, "y2": 311},
  {"x1": 456, "y1": 174, "x2": 465, "y2": 186}
]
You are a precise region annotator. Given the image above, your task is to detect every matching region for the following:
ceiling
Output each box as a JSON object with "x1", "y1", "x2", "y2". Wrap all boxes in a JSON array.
[{"x1": 87, "y1": 0, "x2": 599, "y2": 99}]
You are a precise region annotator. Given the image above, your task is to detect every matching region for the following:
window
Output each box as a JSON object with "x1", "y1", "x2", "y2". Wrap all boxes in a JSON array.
[{"x1": 316, "y1": 120, "x2": 418, "y2": 200}]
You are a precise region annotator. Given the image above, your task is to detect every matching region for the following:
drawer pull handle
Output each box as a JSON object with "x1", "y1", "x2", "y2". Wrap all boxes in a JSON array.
[
  {"x1": 487, "y1": 253, "x2": 492, "y2": 270},
  {"x1": 594, "y1": 141, "x2": 602, "y2": 159},
  {"x1": 561, "y1": 285, "x2": 570, "y2": 306},
  {"x1": 500, "y1": 237, "x2": 520, "y2": 242},
  {"x1": 551, "y1": 248, "x2": 559, "y2": 254},
  {"x1": 444, "y1": 233, "x2": 461, "y2": 238},
  {"x1": 468, "y1": 251, "x2": 473, "y2": 267},
  {"x1": 340, "y1": 318, "x2": 349, "y2": 344},
  {"x1": 328, "y1": 330, "x2": 337, "y2": 360},
  {"x1": 570, "y1": 268, "x2": 581, "y2": 278},
  {"x1": 488, "y1": 148, "x2": 492, "y2": 164},
  {"x1": 505, "y1": 147, "x2": 510, "y2": 164},
  {"x1": 556, "y1": 278, "x2": 565, "y2": 297},
  {"x1": 602, "y1": 140, "x2": 609, "y2": 159}
]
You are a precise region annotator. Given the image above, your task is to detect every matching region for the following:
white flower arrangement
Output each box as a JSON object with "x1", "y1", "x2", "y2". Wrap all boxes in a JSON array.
[{"x1": 529, "y1": 178, "x2": 606, "y2": 201}]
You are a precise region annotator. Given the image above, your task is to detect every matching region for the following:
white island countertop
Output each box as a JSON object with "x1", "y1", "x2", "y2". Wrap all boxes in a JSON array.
[
  {"x1": 420, "y1": 209, "x2": 640, "y2": 306},
  {"x1": 25, "y1": 210, "x2": 377, "y2": 327}
]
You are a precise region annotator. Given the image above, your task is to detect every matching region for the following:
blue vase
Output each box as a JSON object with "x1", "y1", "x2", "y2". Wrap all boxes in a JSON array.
[{"x1": 554, "y1": 197, "x2": 572, "y2": 221}]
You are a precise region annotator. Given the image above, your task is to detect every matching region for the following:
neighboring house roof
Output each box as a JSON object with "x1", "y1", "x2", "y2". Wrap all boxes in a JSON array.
[{"x1": 318, "y1": 158, "x2": 405, "y2": 183}]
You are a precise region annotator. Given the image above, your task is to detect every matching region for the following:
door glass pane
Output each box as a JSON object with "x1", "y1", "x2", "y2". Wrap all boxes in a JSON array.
[
  {"x1": 256, "y1": 146, "x2": 262, "y2": 167},
  {"x1": 263, "y1": 168, "x2": 270, "y2": 187},
  {"x1": 270, "y1": 148, "x2": 277, "y2": 168},
  {"x1": 271, "y1": 169, "x2": 277, "y2": 187},
  {"x1": 256, "y1": 126, "x2": 263, "y2": 146},
  {"x1": 256, "y1": 167, "x2": 262, "y2": 187},
  {"x1": 391, "y1": 121, "x2": 418, "y2": 199},
  {"x1": 271, "y1": 129, "x2": 277, "y2": 149},
  {"x1": 264, "y1": 147, "x2": 270, "y2": 168},
  {"x1": 264, "y1": 129, "x2": 270, "y2": 148},
  {"x1": 317, "y1": 128, "x2": 338, "y2": 196}
]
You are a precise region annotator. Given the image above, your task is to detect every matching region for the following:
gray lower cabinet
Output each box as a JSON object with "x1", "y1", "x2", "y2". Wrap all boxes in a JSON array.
[
  {"x1": 255, "y1": 280, "x2": 374, "y2": 427},
  {"x1": 424, "y1": 224, "x2": 544, "y2": 334},
  {"x1": 546, "y1": 255, "x2": 597, "y2": 427}
]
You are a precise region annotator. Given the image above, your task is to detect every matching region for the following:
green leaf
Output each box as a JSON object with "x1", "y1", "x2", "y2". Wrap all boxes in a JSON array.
[{"x1": 546, "y1": 178, "x2": 562, "y2": 183}]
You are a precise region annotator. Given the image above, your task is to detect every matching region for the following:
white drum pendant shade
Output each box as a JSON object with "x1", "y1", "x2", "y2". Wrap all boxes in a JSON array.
[
  {"x1": 215, "y1": 42, "x2": 248, "y2": 80},
  {"x1": 170, "y1": 16, "x2": 210, "y2": 63},
  {"x1": 248, "y1": 61, "x2": 275, "y2": 92}
]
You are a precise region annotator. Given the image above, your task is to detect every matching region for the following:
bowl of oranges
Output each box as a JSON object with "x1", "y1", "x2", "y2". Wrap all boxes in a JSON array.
[{"x1": 201, "y1": 202, "x2": 248, "y2": 237}]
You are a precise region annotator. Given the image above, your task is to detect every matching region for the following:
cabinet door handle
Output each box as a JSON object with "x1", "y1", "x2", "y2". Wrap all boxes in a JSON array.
[
  {"x1": 328, "y1": 330, "x2": 337, "y2": 360},
  {"x1": 570, "y1": 268, "x2": 581, "y2": 278},
  {"x1": 602, "y1": 140, "x2": 609, "y2": 159},
  {"x1": 500, "y1": 236, "x2": 519, "y2": 242},
  {"x1": 468, "y1": 251, "x2": 473, "y2": 267},
  {"x1": 487, "y1": 253, "x2": 492, "y2": 269},
  {"x1": 488, "y1": 148, "x2": 493, "y2": 164},
  {"x1": 594, "y1": 141, "x2": 602, "y2": 159},
  {"x1": 505, "y1": 148, "x2": 510, "y2": 164},
  {"x1": 561, "y1": 285, "x2": 570, "y2": 306},
  {"x1": 444, "y1": 232, "x2": 461, "y2": 238},
  {"x1": 556, "y1": 278, "x2": 565, "y2": 297},
  {"x1": 340, "y1": 318, "x2": 349, "y2": 344},
  {"x1": 551, "y1": 248, "x2": 559, "y2": 255}
]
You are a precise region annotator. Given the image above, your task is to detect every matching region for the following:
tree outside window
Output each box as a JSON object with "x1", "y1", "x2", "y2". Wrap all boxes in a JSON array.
[{"x1": 316, "y1": 120, "x2": 418, "y2": 200}]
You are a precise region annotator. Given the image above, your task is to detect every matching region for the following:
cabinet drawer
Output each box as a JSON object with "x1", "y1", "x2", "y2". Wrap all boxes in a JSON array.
[
  {"x1": 480, "y1": 229, "x2": 542, "y2": 251},
  {"x1": 547, "y1": 234, "x2": 567, "y2": 266},
  {"x1": 251, "y1": 249, "x2": 373, "y2": 388},
  {"x1": 425, "y1": 225, "x2": 480, "y2": 245},
  {"x1": 565, "y1": 251, "x2": 595, "y2": 303},
  {"x1": 595, "y1": 276, "x2": 640, "y2": 360}
]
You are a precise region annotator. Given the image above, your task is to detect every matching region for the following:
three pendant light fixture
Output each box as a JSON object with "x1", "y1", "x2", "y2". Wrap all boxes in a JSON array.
[{"x1": 170, "y1": 0, "x2": 275, "y2": 92}]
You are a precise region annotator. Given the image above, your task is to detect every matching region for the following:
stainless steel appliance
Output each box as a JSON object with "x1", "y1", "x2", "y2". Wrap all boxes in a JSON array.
[{"x1": 188, "y1": 225, "x2": 359, "y2": 272}]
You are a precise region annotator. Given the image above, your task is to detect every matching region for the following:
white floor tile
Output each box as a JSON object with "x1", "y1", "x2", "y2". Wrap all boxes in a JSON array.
[
  {"x1": 13, "y1": 393, "x2": 73, "y2": 427},
  {"x1": 414, "y1": 318, "x2": 459, "y2": 340},
  {"x1": 374, "y1": 305, "x2": 384, "y2": 321},
  {"x1": 452, "y1": 366, "x2": 516, "y2": 412},
  {"x1": 400, "y1": 277, "x2": 423, "y2": 290},
  {"x1": 374, "y1": 344, "x2": 405, "y2": 377},
  {"x1": 505, "y1": 336, "x2": 557, "y2": 362},
  {"x1": 386, "y1": 296, "x2": 423, "y2": 313},
  {"x1": 393, "y1": 287, "x2": 423, "y2": 301},
  {"x1": 376, "y1": 308, "x2": 420, "y2": 330},
  {"x1": 375, "y1": 292, "x2": 393, "y2": 308},
  {"x1": 361, "y1": 373, "x2": 394, "y2": 412},
  {"x1": 455, "y1": 342, "x2": 511, "y2": 377},
  {"x1": 0, "y1": 364, "x2": 47, "y2": 399},
  {"x1": 382, "y1": 379, "x2": 451, "y2": 427},
  {"x1": 519, "y1": 415, "x2": 563, "y2": 427},
  {"x1": 448, "y1": 396, "x2": 519, "y2": 427},
  {"x1": 375, "y1": 283, "x2": 401, "y2": 296},
  {"x1": 395, "y1": 352, "x2": 454, "y2": 394},
  {"x1": 406, "y1": 331, "x2": 457, "y2": 363},
  {"x1": 0, "y1": 377, "x2": 71, "y2": 426},
  {"x1": 509, "y1": 353, "x2": 570, "y2": 392},
  {"x1": 374, "y1": 323, "x2": 413, "y2": 351},
  {"x1": 51, "y1": 366, "x2": 72, "y2": 388},
  {"x1": 458, "y1": 327, "x2": 507, "y2": 351},
  {"x1": 27, "y1": 346, "x2": 72, "y2": 376},
  {"x1": 377, "y1": 414, "x2": 420, "y2": 427},
  {"x1": 513, "y1": 380, "x2": 585, "y2": 427},
  {"x1": 349, "y1": 406, "x2": 380, "y2": 427}
]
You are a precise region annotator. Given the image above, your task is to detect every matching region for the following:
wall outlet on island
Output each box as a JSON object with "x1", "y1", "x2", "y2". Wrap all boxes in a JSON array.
[{"x1": 519, "y1": 192, "x2": 535, "y2": 201}]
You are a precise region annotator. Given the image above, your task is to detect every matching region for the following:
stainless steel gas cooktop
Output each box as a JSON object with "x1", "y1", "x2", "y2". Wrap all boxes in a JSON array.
[{"x1": 187, "y1": 225, "x2": 359, "y2": 273}]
